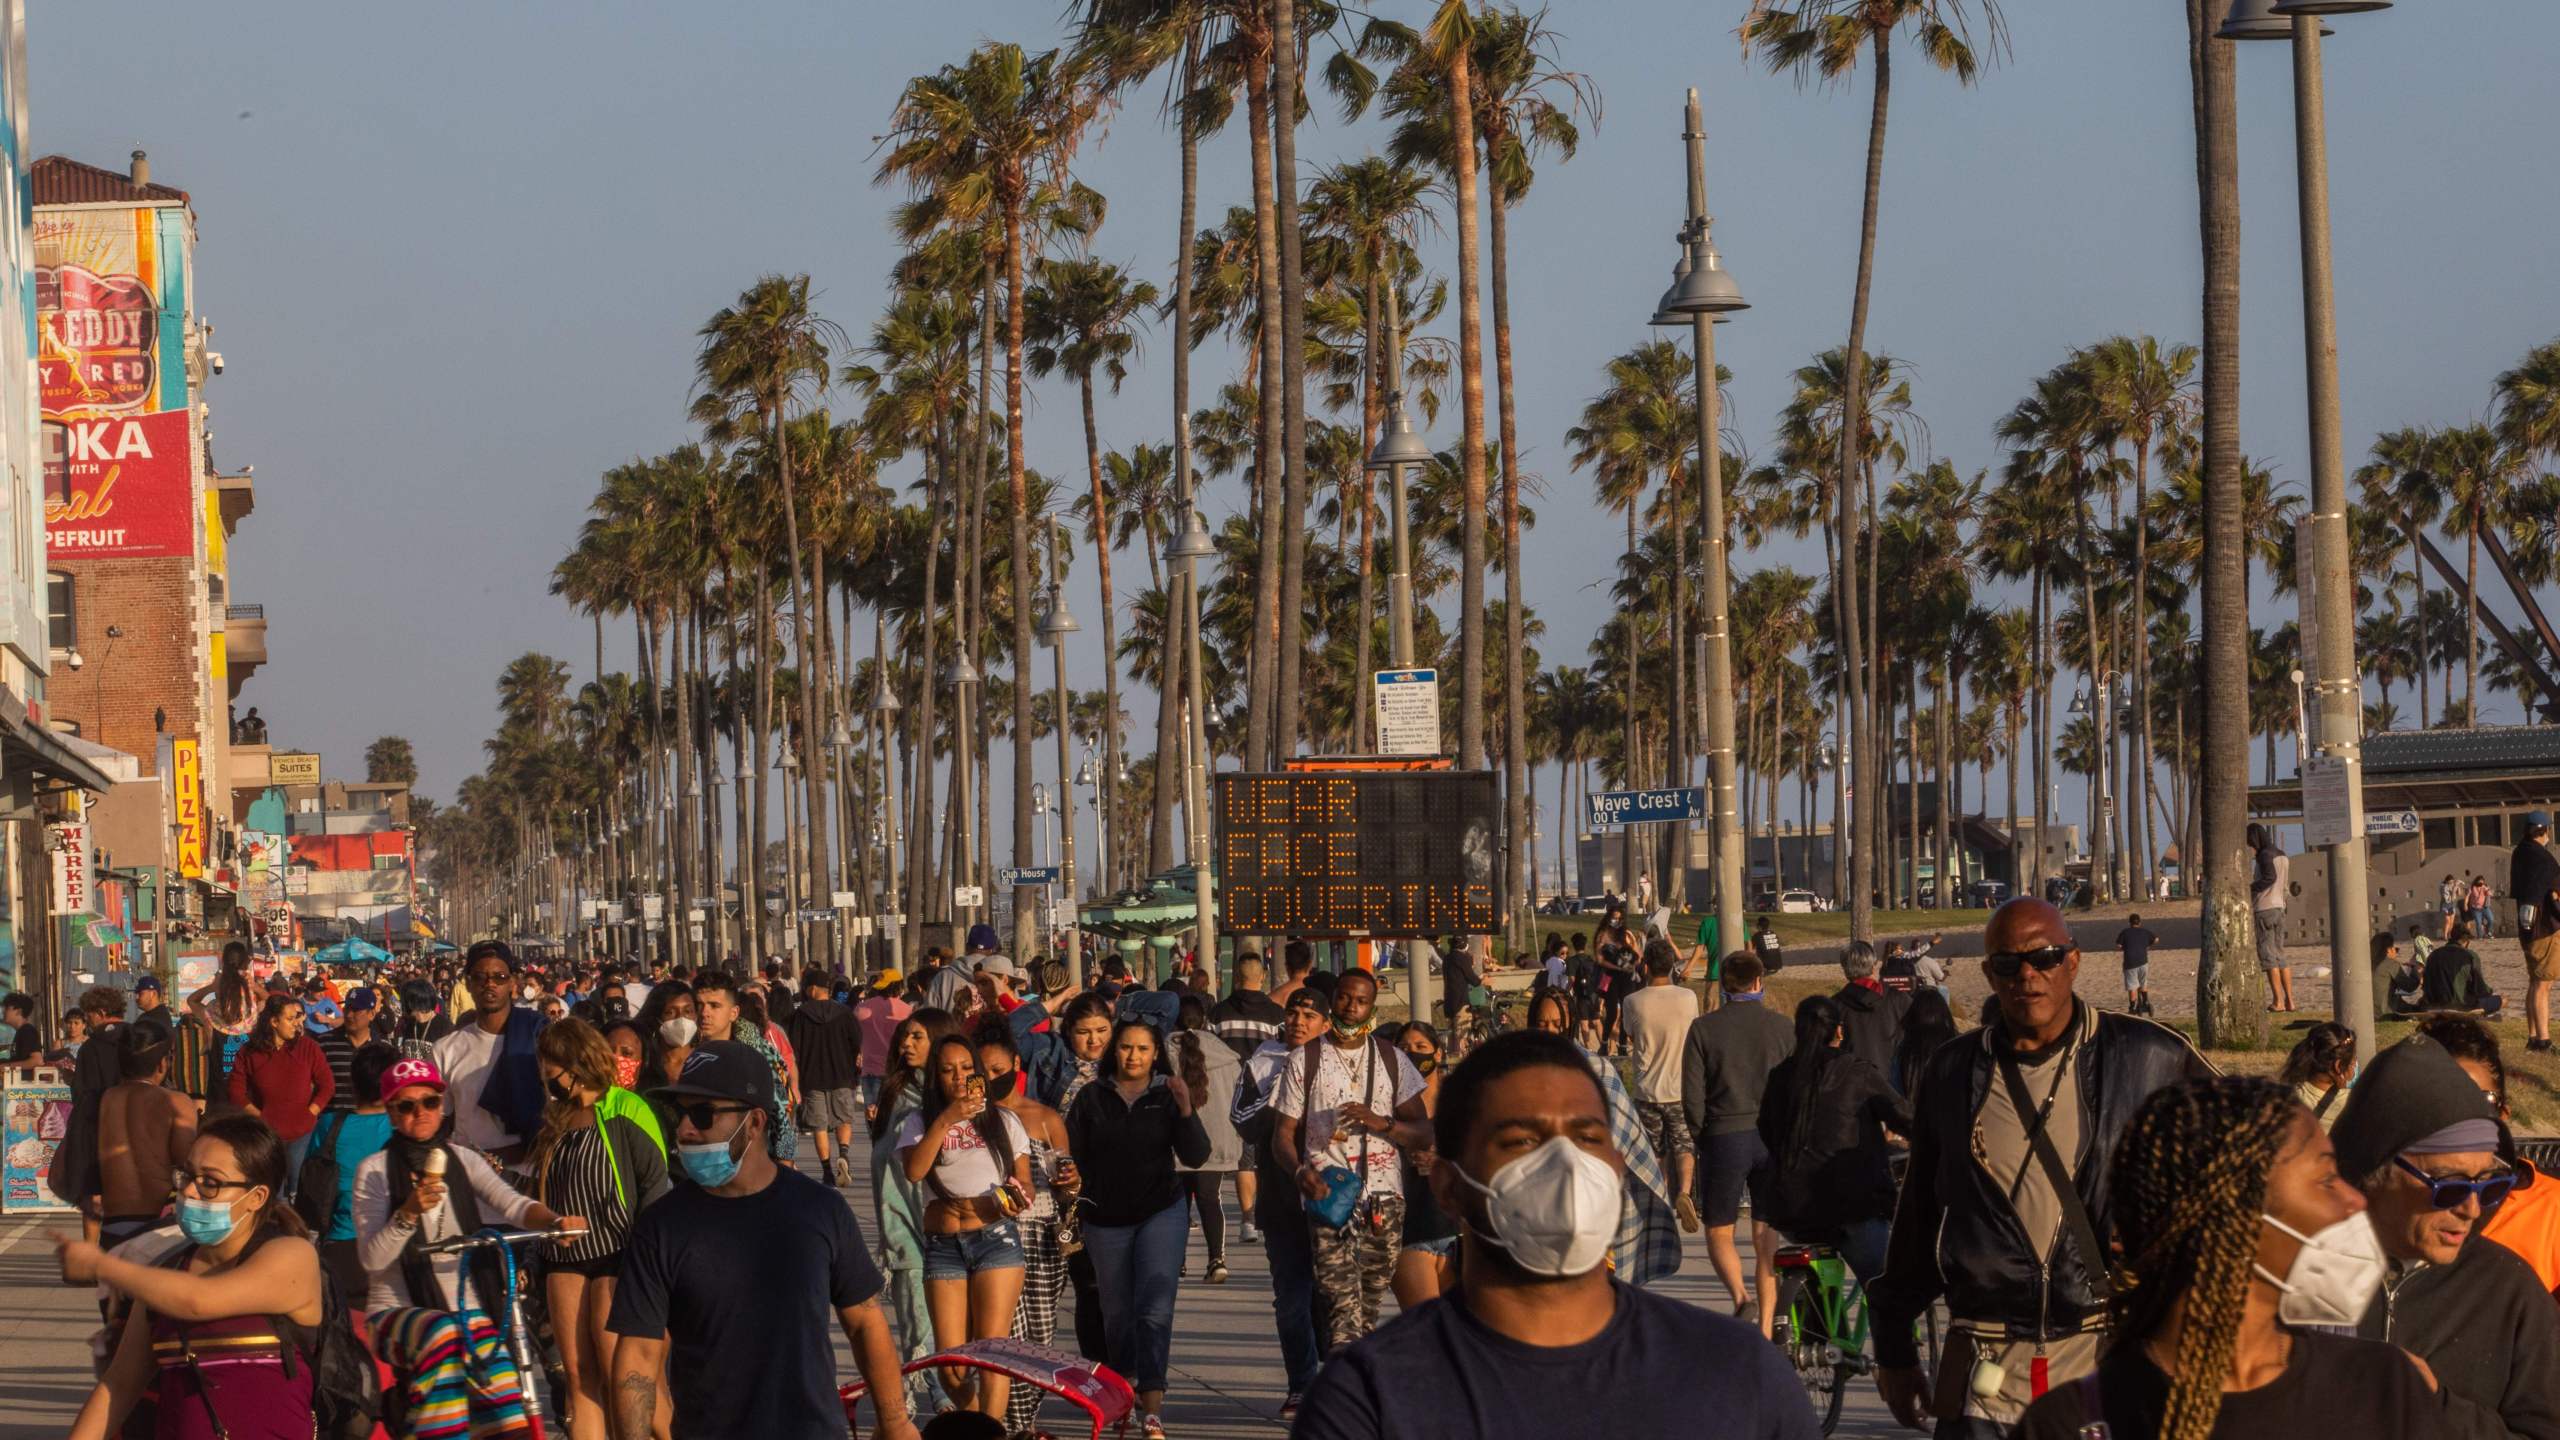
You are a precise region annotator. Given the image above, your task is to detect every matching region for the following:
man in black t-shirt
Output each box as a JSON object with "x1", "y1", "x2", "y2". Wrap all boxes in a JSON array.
[
  {"x1": 607, "y1": 1042, "x2": 917, "y2": 1440},
  {"x1": 1293, "y1": 1028, "x2": 1818, "y2": 1440},
  {"x1": 785, "y1": 967, "x2": 866, "y2": 1187},
  {"x1": 2114, "y1": 914, "x2": 2161, "y2": 1017},
  {"x1": 2, "y1": 991, "x2": 39, "y2": 1064}
]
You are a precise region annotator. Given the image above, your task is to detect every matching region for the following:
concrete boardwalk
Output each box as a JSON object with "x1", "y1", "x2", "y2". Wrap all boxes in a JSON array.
[{"x1": 0, "y1": 1148, "x2": 1904, "y2": 1439}]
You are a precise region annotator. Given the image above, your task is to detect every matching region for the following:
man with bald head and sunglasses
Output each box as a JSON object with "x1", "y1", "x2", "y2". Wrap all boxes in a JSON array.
[{"x1": 1866, "y1": 897, "x2": 2211, "y2": 1438}]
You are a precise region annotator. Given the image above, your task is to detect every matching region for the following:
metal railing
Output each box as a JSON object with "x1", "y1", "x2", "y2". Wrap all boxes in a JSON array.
[{"x1": 226, "y1": 604, "x2": 265, "y2": 621}]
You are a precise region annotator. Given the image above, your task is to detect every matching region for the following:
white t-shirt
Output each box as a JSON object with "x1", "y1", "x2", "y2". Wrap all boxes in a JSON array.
[
  {"x1": 1620, "y1": 983, "x2": 1701, "y2": 1104},
  {"x1": 431, "y1": 1020, "x2": 517, "y2": 1153},
  {"x1": 895, "y1": 1107, "x2": 1031, "y2": 1201},
  {"x1": 1271, "y1": 1038, "x2": 1425, "y2": 1197}
]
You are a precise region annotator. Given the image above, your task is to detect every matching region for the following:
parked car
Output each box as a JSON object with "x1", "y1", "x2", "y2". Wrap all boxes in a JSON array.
[
  {"x1": 1775, "y1": 889, "x2": 1818, "y2": 915},
  {"x1": 1965, "y1": 881, "x2": 2011, "y2": 910}
]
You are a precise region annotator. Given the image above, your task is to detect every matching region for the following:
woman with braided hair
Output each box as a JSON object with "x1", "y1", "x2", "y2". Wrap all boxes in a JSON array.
[{"x1": 2016, "y1": 1077, "x2": 2443, "y2": 1440}]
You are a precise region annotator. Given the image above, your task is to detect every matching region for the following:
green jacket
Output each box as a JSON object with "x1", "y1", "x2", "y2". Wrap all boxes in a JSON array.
[{"x1": 592, "y1": 1085, "x2": 671, "y2": 1212}]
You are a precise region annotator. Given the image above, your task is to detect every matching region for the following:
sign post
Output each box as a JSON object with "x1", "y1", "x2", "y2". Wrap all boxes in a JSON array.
[{"x1": 1372, "y1": 669, "x2": 1443, "y2": 757}]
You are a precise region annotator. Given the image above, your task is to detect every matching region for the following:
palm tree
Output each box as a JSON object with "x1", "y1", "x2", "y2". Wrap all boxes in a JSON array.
[
  {"x1": 1743, "y1": 0, "x2": 2005, "y2": 940},
  {"x1": 690, "y1": 277, "x2": 841, "y2": 963},
  {"x1": 2187, "y1": 0, "x2": 2258, "y2": 1046},
  {"x1": 2496, "y1": 338, "x2": 2560, "y2": 465},
  {"x1": 1027, "y1": 255, "x2": 1159, "y2": 891},
  {"x1": 881, "y1": 43, "x2": 1105, "y2": 952},
  {"x1": 364, "y1": 736, "x2": 419, "y2": 787},
  {"x1": 2355, "y1": 426, "x2": 2444, "y2": 727},
  {"x1": 1302, "y1": 155, "x2": 1438, "y2": 751},
  {"x1": 2430, "y1": 423, "x2": 2529, "y2": 724}
]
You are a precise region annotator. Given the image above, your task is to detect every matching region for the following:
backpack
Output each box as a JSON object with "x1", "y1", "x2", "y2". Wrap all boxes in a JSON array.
[
  {"x1": 167, "y1": 1231, "x2": 382, "y2": 1440},
  {"x1": 292, "y1": 1111, "x2": 347, "y2": 1234}
]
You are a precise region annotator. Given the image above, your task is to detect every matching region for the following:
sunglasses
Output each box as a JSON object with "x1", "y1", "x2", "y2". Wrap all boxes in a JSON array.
[
  {"x1": 2394, "y1": 1156, "x2": 2517, "y2": 1210},
  {"x1": 1985, "y1": 945, "x2": 2074, "y2": 980},
  {"x1": 391, "y1": 1094, "x2": 446, "y2": 1117},
  {"x1": 672, "y1": 1101, "x2": 754, "y2": 1132}
]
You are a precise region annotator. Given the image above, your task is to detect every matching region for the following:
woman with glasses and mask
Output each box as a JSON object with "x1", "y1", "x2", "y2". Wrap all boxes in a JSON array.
[
  {"x1": 532, "y1": 1018, "x2": 668, "y2": 1440},
  {"x1": 351, "y1": 1056, "x2": 585, "y2": 1312},
  {"x1": 59, "y1": 1114, "x2": 328, "y2": 1440},
  {"x1": 2017, "y1": 1077, "x2": 2441, "y2": 1440}
]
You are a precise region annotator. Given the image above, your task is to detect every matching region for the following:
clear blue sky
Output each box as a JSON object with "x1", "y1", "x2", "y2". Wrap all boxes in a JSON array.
[{"x1": 34, "y1": 2, "x2": 2560, "y2": 879}]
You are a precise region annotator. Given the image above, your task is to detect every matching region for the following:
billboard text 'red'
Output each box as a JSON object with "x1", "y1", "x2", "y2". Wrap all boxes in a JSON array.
[{"x1": 43, "y1": 410, "x2": 192, "y2": 559}]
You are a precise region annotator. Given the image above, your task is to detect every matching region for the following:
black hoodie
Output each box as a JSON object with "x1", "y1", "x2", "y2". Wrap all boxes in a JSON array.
[
  {"x1": 2336, "y1": 1036, "x2": 2560, "y2": 1440},
  {"x1": 1829, "y1": 981, "x2": 1908, "y2": 1090}
]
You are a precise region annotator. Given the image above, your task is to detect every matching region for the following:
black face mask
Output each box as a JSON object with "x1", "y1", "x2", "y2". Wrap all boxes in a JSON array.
[
  {"x1": 1407, "y1": 1051, "x2": 1439, "y2": 1075},
  {"x1": 984, "y1": 1070, "x2": 1021, "y2": 1101}
]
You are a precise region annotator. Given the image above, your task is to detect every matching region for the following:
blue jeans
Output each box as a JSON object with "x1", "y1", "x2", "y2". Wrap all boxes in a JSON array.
[
  {"x1": 280, "y1": 1130, "x2": 314, "y2": 1201},
  {"x1": 921, "y1": 1221, "x2": 1025, "y2": 1280},
  {"x1": 1837, "y1": 1216, "x2": 1889, "y2": 1291},
  {"x1": 1261, "y1": 1208, "x2": 1322, "y2": 1395},
  {"x1": 1081, "y1": 1199, "x2": 1186, "y2": 1394}
]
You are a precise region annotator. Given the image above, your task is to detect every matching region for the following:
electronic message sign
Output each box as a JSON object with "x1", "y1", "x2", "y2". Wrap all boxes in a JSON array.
[{"x1": 1212, "y1": 770, "x2": 1502, "y2": 935}]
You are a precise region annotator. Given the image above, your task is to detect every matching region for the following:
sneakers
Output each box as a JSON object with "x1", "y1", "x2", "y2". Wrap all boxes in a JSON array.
[
  {"x1": 1205, "y1": 1258, "x2": 1230, "y2": 1285},
  {"x1": 1142, "y1": 1413, "x2": 1167, "y2": 1438},
  {"x1": 1240, "y1": 1220, "x2": 1261, "y2": 1244}
]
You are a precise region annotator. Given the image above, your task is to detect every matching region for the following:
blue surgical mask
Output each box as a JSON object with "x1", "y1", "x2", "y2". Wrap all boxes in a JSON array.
[
  {"x1": 678, "y1": 1120, "x2": 745, "y2": 1187},
  {"x1": 177, "y1": 1196, "x2": 238, "y2": 1245}
]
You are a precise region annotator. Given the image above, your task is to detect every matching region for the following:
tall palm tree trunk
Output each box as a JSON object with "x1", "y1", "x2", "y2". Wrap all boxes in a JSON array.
[
  {"x1": 1356, "y1": 271, "x2": 1384, "y2": 752},
  {"x1": 1003, "y1": 198, "x2": 1040, "y2": 956},
  {"x1": 770, "y1": 408, "x2": 831, "y2": 965},
  {"x1": 1080, "y1": 374, "x2": 1126, "y2": 891},
  {"x1": 1271, "y1": 0, "x2": 1312, "y2": 761},
  {"x1": 1151, "y1": 36, "x2": 1201, "y2": 876},
  {"x1": 1488, "y1": 167, "x2": 1531, "y2": 935},
  {"x1": 2467, "y1": 514, "x2": 2482, "y2": 722},
  {"x1": 1835, "y1": 30, "x2": 1893, "y2": 942},
  {"x1": 1243, "y1": 55, "x2": 1285, "y2": 770},
  {"x1": 1449, "y1": 42, "x2": 1490, "y2": 776},
  {"x1": 2191, "y1": 0, "x2": 2262, "y2": 1047}
]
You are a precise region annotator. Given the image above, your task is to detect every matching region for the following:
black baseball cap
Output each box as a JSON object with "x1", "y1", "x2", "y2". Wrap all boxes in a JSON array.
[
  {"x1": 1285, "y1": 987, "x2": 1332, "y2": 1018},
  {"x1": 652, "y1": 1039, "x2": 774, "y2": 1110}
]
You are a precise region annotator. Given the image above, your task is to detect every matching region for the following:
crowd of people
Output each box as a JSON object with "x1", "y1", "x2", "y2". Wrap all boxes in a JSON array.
[{"x1": 21, "y1": 858, "x2": 2560, "y2": 1440}]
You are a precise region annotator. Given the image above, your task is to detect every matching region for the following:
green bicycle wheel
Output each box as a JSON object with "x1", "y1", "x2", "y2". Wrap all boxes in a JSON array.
[{"x1": 1772, "y1": 1272, "x2": 1853, "y2": 1435}]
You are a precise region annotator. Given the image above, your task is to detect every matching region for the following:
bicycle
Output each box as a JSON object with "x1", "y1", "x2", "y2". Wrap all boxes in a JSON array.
[
  {"x1": 418, "y1": 1225, "x2": 577, "y2": 1427},
  {"x1": 1769, "y1": 1242, "x2": 1940, "y2": 1436}
]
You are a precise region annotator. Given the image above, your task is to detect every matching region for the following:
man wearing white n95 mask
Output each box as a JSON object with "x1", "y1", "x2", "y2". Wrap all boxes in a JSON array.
[{"x1": 1289, "y1": 1029, "x2": 1819, "y2": 1440}]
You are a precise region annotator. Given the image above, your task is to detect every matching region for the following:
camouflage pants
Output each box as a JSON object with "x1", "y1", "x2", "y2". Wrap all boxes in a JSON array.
[{"x1": 1311, "y1": 1193, "x2": 1404, "y2": 1355}]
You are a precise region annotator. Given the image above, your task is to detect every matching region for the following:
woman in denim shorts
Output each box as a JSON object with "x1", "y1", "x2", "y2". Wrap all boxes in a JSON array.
[{"x1": 897, "y1": 1033, "x2": 1033, "y2": 1419}]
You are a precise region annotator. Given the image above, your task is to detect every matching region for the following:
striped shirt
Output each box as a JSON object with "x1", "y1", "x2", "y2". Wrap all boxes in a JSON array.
[
  {"x1": 540, "y1": 1124, "x2": 631, "y2": 1263},
  {"x1": 316, "y1": 1030, "x2": 357, "y2": 1111}
]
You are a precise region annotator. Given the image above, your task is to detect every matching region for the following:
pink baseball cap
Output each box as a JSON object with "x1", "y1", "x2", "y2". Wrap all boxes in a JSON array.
[{"x1": 379, "y1": 1056, "x2": 447, "y2": 1104}]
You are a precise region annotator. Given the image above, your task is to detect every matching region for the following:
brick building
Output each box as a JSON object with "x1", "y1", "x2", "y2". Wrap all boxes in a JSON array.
[{"x1": 36, "y1": 149, "x2": 262, "y2": 970}]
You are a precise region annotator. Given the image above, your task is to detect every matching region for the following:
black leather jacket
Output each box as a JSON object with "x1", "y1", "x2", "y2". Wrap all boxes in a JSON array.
[{"x1": 1867, "y1": 1001, "x2": 2211, "y2": 1368}]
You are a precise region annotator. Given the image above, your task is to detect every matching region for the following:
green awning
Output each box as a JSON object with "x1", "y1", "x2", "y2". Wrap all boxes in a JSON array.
[{"x1": 1077, "y1": 864, "x2": 1208, "y2": 941}]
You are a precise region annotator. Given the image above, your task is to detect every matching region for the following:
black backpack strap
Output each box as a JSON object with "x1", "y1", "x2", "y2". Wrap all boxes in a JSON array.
[{"x1": 1996, "y1": 1047, "x2": 2115, "y2": 1301}]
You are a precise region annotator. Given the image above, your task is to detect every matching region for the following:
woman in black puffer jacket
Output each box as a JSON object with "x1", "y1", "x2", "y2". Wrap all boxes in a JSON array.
[{"x1": 1758, "y1": 994, "x2": 1910, "y2": 1287}]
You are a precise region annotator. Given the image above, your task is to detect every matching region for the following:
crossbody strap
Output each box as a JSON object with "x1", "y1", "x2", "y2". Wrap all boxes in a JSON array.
[{"x1": 1996, "y1": 1047, "x2": 2115, "y2": 1302}]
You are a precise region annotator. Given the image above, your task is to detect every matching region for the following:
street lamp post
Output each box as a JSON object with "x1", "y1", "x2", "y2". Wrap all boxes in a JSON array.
[
  {"x1": 1167, "y1": 497, "x2": 1219, "y2": 992},
  {"x1": 2263, "y1": 0, "x2": 2388, "y2": 1060},
  {"x1": 942, "y1": 651, "x2": 979, "y2": 950},
  {"x1": 1657, "y1": 88, "x2": 1751, "y2": 976},
  {"x1": 1041, "y1": 522, "x2": 1084, "y2": 980},
  {"x1": 1369, "y1": 299, "x2": 1434, "y2": 1026},
  {"x1": 872, "y1": 621, "x2": 905, "y2": 979}
]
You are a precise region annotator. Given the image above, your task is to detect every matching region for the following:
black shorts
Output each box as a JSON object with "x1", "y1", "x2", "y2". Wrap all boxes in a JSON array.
[{"x1": 1696, "y1": 1128, "x2": 1770, "y2": 1229}]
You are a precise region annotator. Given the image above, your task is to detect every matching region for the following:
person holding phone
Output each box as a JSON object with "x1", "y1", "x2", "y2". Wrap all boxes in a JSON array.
[{"x1": 897, "y1": 1035, "x2": 1032, "y2": 1418}]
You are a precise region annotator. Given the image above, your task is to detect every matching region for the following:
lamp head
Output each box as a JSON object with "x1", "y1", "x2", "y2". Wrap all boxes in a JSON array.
[
  {"x1": 1167, "y1": 507, "x2": 1217, "y2": 561},
  {"x1": 1660, "y1": 243, "x2": 1749, "y2": 316},
  {"x1": 1366, "y1": 403, "x2": 1434, "y2": 471},
  {"x1": 2220, "y1": 0, "x2": 2336, "y2": 35}
]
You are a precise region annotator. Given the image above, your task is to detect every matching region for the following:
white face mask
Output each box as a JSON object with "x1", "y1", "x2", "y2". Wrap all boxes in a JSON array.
[
  {"x1": 1453, "y1": 1134, "x2": 1620, "y2": 1277},
  {"x1": 659, "y1": 1016, "x2": 699, "y2": 1047},
  {"x1": 2254, "y1": 1210, "x2": 2387, "y2": 1326}
]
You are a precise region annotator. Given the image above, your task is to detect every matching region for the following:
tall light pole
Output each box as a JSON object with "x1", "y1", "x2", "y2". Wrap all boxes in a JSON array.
[
  {"x1": 871, "y1": 619, "x2": 905, "y2": 980},
  {"x1": 1167, "y1": 497, "x2": 1219, "y2": 992},
  {"x1": 941, "y1": 650, "x2": 980, "y2": 951},
  {"x1": 1369, "y1": 289, "x2": 1434, "y2": 1025},
  {"x1": 2258, "y1": 0, "x2": 2387, "y2": 1060},
  {"x1": 1041, "y1": 521, "x2": 1085, "y2": 980},
  {"x1": 1657, "y1": 88, "x2": 1750, "y2": 971}
]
